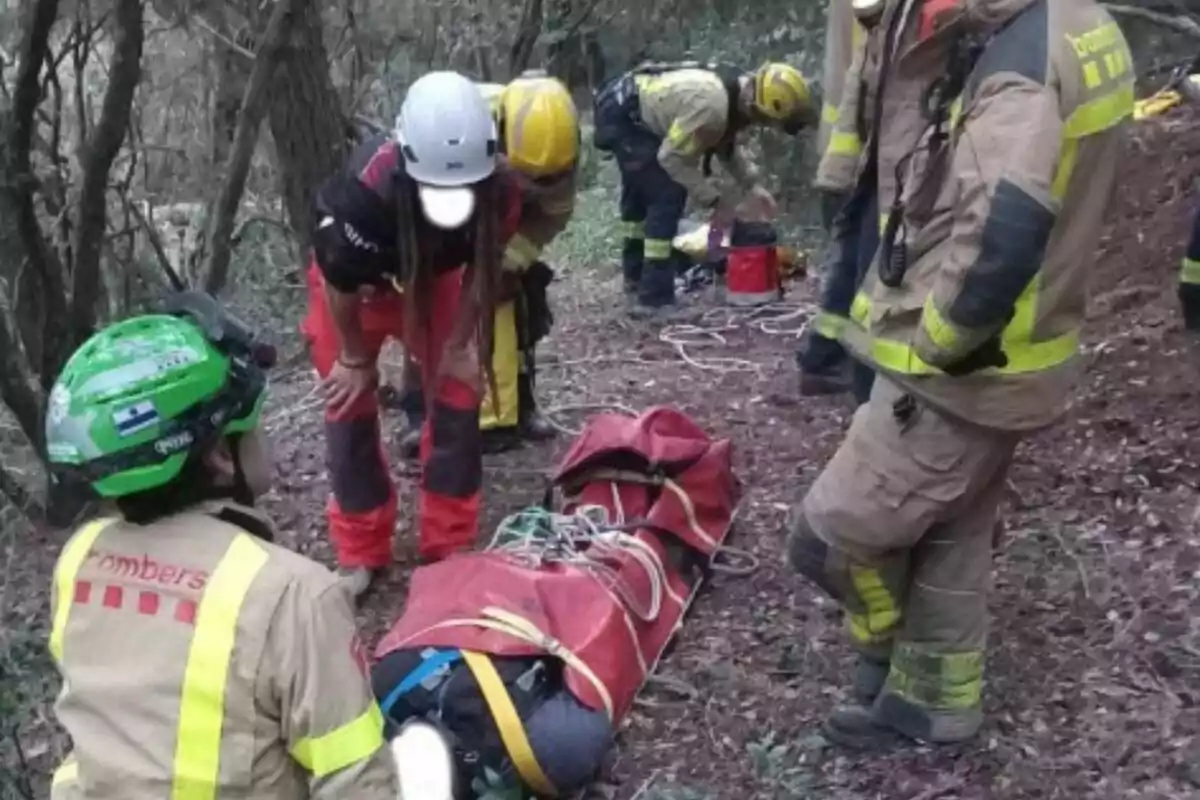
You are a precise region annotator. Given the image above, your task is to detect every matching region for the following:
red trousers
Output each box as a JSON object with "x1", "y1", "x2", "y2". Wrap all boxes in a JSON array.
[{"x1": 300, "y1": 262, "x2": 482, "y2": 567}]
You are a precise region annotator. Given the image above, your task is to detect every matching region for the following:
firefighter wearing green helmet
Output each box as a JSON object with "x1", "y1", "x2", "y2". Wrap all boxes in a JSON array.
[{"x1": 43, "y1": 297, "x2": 398, "y2": 799}]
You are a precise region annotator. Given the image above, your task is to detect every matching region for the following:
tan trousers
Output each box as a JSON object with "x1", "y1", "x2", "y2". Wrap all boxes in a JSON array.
[{"x1": 792, "y1": 376, "x2": 1017, "y2": 741}]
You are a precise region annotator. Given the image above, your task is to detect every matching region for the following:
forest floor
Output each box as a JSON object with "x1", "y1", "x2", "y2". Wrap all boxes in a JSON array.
[{"x1": 7, "y1": 110, "x2": 1200, "y2": 799}]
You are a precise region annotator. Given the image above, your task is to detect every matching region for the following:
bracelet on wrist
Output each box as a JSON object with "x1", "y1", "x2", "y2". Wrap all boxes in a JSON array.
[{"x1": 337, "y1": 354, "x2": 373, "y2": 370}]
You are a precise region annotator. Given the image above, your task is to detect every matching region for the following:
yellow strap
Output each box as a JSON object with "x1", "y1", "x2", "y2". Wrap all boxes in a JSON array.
[
  {"x1": 390, "y1": 609, "x2": 616, "y2": 720},
  {"x1": 49, "y1": 517, "x2": 116, "y2": 663},
  {"x1": 461, "y1": 650, "x2": 559, "y2": 798},
  {"x1": 291, "y1": 704, "x2": 384, "y2": 778},
  {"x1": 171, "y1": 534, "x2": 269, "y2": 800}
]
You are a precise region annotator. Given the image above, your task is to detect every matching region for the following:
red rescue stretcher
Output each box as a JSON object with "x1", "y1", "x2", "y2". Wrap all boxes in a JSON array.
[{"x1": 374, "y1": 406, "x2": 741, "y2": 796}]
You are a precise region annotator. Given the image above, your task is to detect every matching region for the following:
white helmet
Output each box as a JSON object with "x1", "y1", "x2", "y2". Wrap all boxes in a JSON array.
[{"x1": 395, "y1": 71, "x2": 499, "y2": 229}]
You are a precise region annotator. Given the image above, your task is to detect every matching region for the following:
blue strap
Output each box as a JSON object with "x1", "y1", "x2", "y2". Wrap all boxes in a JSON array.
[{"x1": 380, "y1": 649, "x2": 462, "y2": 720}]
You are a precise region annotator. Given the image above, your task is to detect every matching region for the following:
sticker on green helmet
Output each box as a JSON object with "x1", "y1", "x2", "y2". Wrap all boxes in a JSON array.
[{"x1": 45, "y1": 313, "x2": 268, "y2": 498}]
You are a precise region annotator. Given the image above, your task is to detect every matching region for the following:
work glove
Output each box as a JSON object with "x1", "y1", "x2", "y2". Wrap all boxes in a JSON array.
[{"x1": 942, "y1": 336, "x2": 1008, "y2": 377}]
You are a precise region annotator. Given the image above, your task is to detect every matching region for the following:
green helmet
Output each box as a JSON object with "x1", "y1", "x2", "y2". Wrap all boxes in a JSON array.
[{"x1": 46, "y1": 305, "x2": 268, "y2": 498}]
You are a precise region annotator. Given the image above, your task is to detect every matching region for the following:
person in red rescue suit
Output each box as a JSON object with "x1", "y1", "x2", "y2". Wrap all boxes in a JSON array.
[
  {"x1": 42, "y1": 294, "x2": 397, "y2": 799},
  {"x1": 301, "y1": 71, "x2": 524, "y2": 599},
  {"x1": 786, "y1": 0, "x2": 1133, "y2": 748}
]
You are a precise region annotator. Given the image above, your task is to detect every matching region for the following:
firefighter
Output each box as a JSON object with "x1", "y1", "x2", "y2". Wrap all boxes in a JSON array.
[
  {"x1": 398, "y1": 72, "x2": 579, "y2": 456},
  {"x1": 593, "y1": 61, "x2": 818, "y2": 320},
  {"x1": 301, "y1": 71, "x2": 524, "y2": 599},
  {"x1": 786, "y1": 0, "x2": 1133, "y2": 748},
  {"x1": 1181, "y1": 206, "x2": 1200, "y2": 331},
  {"x1": 42, "y1": 306, "x2": 398, "y2": 798},
  {"x1": 797, "y1": 0, "x2": 883, "y2": 398}
]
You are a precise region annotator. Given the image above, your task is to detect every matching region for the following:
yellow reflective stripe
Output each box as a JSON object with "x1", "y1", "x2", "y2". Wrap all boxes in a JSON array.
[
  {"x1": 850, "y1": 291, "x2": 870, "y2": 326},
  {"x1": 644, "y1": 238, "x2": 673, "y2": 259},
  {"x1": 949, "y1": 96, "x2": 964, "y2": 130},
  {"x1": 821, "y1": 102, "x2": 840, "y2": 126},
  {"x1": 827, "y1": 130, "x2": 862, "y2": 158},
  {"x1": 846, "y1": 565, "x2": 901, "y2": 645},
  {"x1": 812, "y1": 310, "x2": 847, "y2": 339},
  {"x1": 666, "y1": 120, "x2": 700, "y2": 156},
  {"x1": 885, "y1": 645, "x2": 983, "y2": 710},
  {"x1": 504, "y1": 234, "x2": 541, "y2": 270},
  {"x1": 1182, "y1": 257, "x2": 1200, "y2": 285},
  {"x1": 619, "y1": 220, "x2": 645, "y2": 239},
  {"x1": 49, "y1": 517, "x2": 115, "y2": 663},
  {"x1": 853, "y1": 289, "x2": 1078, "y2": 375},
  {"x1": 1063, "y1": 82, "x2": 1134, "y2": 139},
  {"x1": 462, "y1": 651, "x2": 559, "y2": 797},
  {"x1": 291, "y1": 704, "x2": 384, "y2": 778},
  {"x1": 52, "y1": 759, "x2": 79, "y2": 787},
  {"x1": 171, "y1": 535, "x2": 269, "y2": 800},
  {"x1": 919, "y1": 295, "x2": 964, "y2": 354}
]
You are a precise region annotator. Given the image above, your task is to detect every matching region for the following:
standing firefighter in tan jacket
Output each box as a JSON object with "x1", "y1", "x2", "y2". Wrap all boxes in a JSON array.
[
  {"x1": 786, "y1": 0, "x2": 1134, "y2": 747},
  {"x1": 43, "y1": 298, "x2": 399, "y2": 798},
  {"x1": 593, "y1": 61, "x2": 817, "y2": 319}
]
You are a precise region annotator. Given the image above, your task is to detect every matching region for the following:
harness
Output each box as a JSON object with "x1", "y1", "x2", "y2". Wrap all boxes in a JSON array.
[{"x1": 593, "y1": 60, "x2": 746, "y2": 170}]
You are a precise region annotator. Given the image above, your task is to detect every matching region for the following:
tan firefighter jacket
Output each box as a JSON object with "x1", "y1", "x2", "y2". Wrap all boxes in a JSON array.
[
  {"x1": 633, "y1": 69, "x2": 761, "y2": 209},
  {"x1": 816, "y1": 0, "x2": 867, "y2": 162},
  {"x1": 842, "y1": 0, "x2": 1133, "y2": 431},
  {"x1": 48, "y1": 501, "x2": 399, "y2": 800},
  {"x1": 816, "y1": 14, "x2": 883, "y2": 195},
  {"x1": 477, "y1": 81, "x2": 579, "y2": 271}
]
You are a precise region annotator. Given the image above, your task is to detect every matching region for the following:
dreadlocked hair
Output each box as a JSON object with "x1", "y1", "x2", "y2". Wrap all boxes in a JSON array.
[{"x1": 396, "y1": 172, "x2": 504, "y2": 416}]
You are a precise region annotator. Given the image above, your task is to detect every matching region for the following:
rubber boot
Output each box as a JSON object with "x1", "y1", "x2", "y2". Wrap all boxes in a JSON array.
[
  {"x1": 1181, "y1": 283, "x2": 1200, "y2": 332},
  {"x1": 823, "y1": 689, "x2": 983, "y2": 750},
  {"x1": 517, "y1": 374, "x2": 556, "y2": 442},
  {"x1": 799, "y1": 369, "x2": 852, "y2": 397}
]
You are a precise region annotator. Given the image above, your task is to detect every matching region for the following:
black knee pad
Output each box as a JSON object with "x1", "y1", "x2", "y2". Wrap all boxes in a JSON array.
[{"x1": 785, "y1": 512, "x2": 845, "y2": 602}]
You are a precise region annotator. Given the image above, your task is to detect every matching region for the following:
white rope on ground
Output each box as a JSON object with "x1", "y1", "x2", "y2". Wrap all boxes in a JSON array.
[
  {"x1": 659, "y1": 299, "x2": 816, "y2": 374},
  {"x1": 542, "y1": 401, "x2": 639, "y2": 436}
]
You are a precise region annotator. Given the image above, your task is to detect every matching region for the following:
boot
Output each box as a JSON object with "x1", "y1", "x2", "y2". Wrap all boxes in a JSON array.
[
  {"x1": 853, "y1": 654, "x2": 890, "y2": 705},
  {"x1": 799, "y1": 369, "x2": 851, "y2": 397},
  {"x1": 481, "y1": 427, "x2": 522, "y2": 454},
  {"x1": 1181, "y1": 283, "x2": 1200, "y2": 332},
  {"x1": 823, "y1": 690, "x2": 984, "y2": 750},
  {"x1": 517, "y1": 374, "x2": 556, "y2": 442},
  {"x1": 337, "y1": 566, "x2": 379, "y2": 606}
]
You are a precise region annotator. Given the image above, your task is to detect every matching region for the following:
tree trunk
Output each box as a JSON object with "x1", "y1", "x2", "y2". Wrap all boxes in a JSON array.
[
  {"x1": 67, "y1": 0, "x2": 144, "y2": 369},
  {"x1": 211, "y1": 38, "x2": 251, "y2": 169},
  {"x1": 267, "y1": 0, "x2": 347, "y2": 255},
  {"x1": 509, "y1": 0, "x2": 544, "y2": 77},
  {"x1": 200, "y1": 0, "x2": 301, "y2": 295}
]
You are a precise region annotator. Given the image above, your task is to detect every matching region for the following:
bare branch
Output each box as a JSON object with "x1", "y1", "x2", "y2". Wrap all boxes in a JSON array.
[
  {"x1": 200, "y1": 0, "x2": 302, "y2": 294},
  {"x1": 7, "y1": 0, "x2": 71, "y2": 385},
  {"x1": 67, "y1": 0, "x2": 144, "y2": 350},
  {"x1": 0, "y1": 462, "x2": 45, "y2": 521},
  {"x1": 1105, "y1": 3, "x2": 1200, "y2": 37},
  {"x1": 124, "y1": 197, "x2": 185, "y2": 291},
  {"x1": 0, "y1": 277, "x2": 47, "y2": 453}
]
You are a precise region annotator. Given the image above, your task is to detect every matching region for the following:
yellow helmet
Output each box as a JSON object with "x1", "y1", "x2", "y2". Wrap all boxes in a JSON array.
[
  {"x1": 498, "y1": 75, "x2": 579, "y2": 178},
  {"x1": 753, "y1": 63, "x2": 814, "y2": 131}
]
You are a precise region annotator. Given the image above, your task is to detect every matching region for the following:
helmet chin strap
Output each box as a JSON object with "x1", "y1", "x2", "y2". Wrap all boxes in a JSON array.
[{"x1": 226, "y1": 433, "x2": 257, "y2": 509}]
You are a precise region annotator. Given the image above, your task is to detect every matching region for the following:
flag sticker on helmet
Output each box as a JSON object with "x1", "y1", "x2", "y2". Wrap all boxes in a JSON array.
[{"x1": 112, "y1": 401, "x2": 160, "y2": 437}]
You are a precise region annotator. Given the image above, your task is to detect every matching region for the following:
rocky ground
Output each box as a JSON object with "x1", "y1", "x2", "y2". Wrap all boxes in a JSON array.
[{"x1": 7, "y1": 109, "x2": 1200, "y2": 800}]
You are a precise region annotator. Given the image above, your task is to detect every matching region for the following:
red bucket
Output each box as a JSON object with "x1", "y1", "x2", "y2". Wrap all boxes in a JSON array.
[{"x1": 725, "y1": 244, "x2": 781, "y2": 306}]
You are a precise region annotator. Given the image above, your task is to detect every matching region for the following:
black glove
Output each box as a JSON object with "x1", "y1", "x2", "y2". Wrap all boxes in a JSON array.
[
  {"x1": 520, "y1": 261, "x2": 556, "y2": 344},
  {"x1": 942, "y1": 336, "x2": 1008, "y2": 377},
  {"x1": 820, "y1": 190, "x2": 850, "y2": 233}
]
